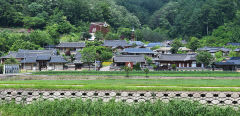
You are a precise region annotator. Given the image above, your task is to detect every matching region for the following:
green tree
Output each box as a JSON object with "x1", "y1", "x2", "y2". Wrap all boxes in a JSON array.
[
  {"x1": 170, "y1": 39, "x2": 183, "y2": 54},
  {"x1": 83, "y1": 32, "x2": 92, "y2": 40},
  {"x1": 85, "y1": 41, "x2": 103, "y2": 47},
  {"x1": 123, "y1": 66, "x2": 132, "y2": 77},
  {"x1": 95, "y1": 46, "x2": 113, "y2": 63},
  {"x1": 215, "y1": 51, "x2": 225, "y2": 62},
  {"x1": 143, "y1": 68, "x2": 149, "y2": 78},
  {"x1": 23, "y1": 16, "x2": 46, "y2": 29},
  {"x1": 228, "y1": 51, "x2": 240, "y2": 57},
  {"x1": 95, "y1": 31, "x2": 104, "y2": 41},
  {"x1": 133, "y1": 63, "x2": 141, "y2": 71},
  {"x1": 4, "y1": 57, "x2": 19, "y2": 64},
  {"x1": 81, "y1": 46, "x2": 96, "y2": 70},
  {"x1": 196, "y1": 51, "x2": 214, "y2": 67},
  {"x1": 145, "y1": 56, "x2": 152, "y2": 65},
  {"x1": 10, "y1": 40, "x2": 40, "y2": 51},
  {"x1": 187, "y1": 37, "x2": 200, "y2": 52},
  {"x1": 29, "y1": 30, "x2": 54, "y2": 47}
]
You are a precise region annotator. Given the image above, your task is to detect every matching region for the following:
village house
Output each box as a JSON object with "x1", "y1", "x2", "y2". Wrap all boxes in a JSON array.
[
  {"x1": 55, "y1": 42, "x2": 85, "y2": 55},
  {"x1": 197, "y1": 47, "x2": 231, "y2": 56},
  {"x1": 129, "y1": 41, "x2": 145, "y2": 48},
  {"x1": 103, "y1": 40, "x2": 131, "y2": 53},
  {"x1": 0, "y1": 49, "x2": 67, "y2": 71},
  {"x1": 89, "y1": 22, "x2": 110, "y2": 41},
  {"x1": 154, "y1": 47, "x2": 172, "y2": 54},
  {"x1": 112, "y1": 55, "x2": 146, "y2": 70},
  {"x1": 154, "y1": 47, "x2": 191, "y2": 54},
  {"x1": 121, "y1": 48, "x2": 155, "y2": 57},
  {"x1": 215, "y1": 57, "x2": 240, "y2": 71},
  {"x1": 153, "y1": 54, "x2": 198, "y2": 69}
]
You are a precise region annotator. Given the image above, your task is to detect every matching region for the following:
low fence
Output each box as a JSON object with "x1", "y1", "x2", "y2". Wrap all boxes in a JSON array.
[
  {"x1": 1, "y1": 90, "x2": 240, "y2": 107},
  {"x1": 3, "y1": 64, "x2": 20, "y2": 74}
]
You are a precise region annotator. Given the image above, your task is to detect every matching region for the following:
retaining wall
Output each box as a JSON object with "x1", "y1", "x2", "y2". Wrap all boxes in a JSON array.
[{"x1": 1, "y1": 90, "x2": 240, "y2": 107}]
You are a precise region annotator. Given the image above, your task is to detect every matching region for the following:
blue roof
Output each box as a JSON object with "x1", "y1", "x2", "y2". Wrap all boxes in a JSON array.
[
  {"x1": 146, "y1": 43, "x2": 163, "y2": 47},
  {"x1": 122, "y1": 48, "x2": 155, "y2": 54},
  {"x1": 227, "y1": 43, "x2": 240, "y2": 46},
  {"x1": 216, "y1": 57, "x2": 240, "y2": 65}
]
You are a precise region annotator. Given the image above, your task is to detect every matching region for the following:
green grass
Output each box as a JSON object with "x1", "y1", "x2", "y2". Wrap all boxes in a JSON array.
[
  {"x1": 32, "y1": 71, "x2": 240, "y2": 77},
  {"x1": 0, "y1": 99, "x2": 239, "y2": 116},
  {"x1": 1, "y1": 79, "x2": 240, "y2": 91}
]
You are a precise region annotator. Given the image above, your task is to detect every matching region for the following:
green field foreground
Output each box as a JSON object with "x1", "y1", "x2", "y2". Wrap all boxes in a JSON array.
[
  {"x1": 2, "y1": 79, "x2": 240, "y2": 91},
  {"x1": 32, "y1": 71, "x2": 240, "y2": 77},
  {"x1": 1, "y1": 99, "x2": 239, "y2": 116}
]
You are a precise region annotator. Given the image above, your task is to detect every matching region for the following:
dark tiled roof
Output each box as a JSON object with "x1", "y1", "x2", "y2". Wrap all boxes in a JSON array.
[
  {"x1": 198, "y1": 47, "x2": 230, "y2": 52},
  {"x1": 113, "y1": 55, "x2": 145, "y2": 63},
  {"x1": 103, "y1": 40, "x2": 131, "y2": 48},
  {"x1": 216, "y1": 57, "x2": 240, "y2": 65},
  {"x1": 37, "y1": 55, "x2": 51, "y2": 61},
  {"x1": 122, "y1": 48, "x2": 155, "y2": 54},
  {"x1": 56, "y1": 42, "x2": 85, "y2": 48},
  {"x1": 129, "y1": 41, "x2": 144, "y2": 46},
  {"x1": 155, "y1": 54, "x2": 196, "y2": 61},
  {"x1": 21, "y1": 57, "x2": 37, "y2": 63},
  {"x1": 1, "y1": 50, "x2": 57, "y2": 59},
  {"x1": 50, "y1": 56, "x2": 68, "y2": 63}
]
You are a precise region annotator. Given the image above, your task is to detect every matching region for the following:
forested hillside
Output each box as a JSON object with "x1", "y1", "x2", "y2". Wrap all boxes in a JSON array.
[{"x1": 0, "y1": 0, "x2": 240, "y2": 56}]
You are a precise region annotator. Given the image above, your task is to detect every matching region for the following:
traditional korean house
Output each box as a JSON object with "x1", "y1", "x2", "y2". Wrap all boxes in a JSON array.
[
  {"x1": 55, "y1": 42, "x2": 85, "y2": 55},
  {"x1": 198, "y1": 47, "x2": 231, "y2": 56},
  {"x1": 215, "y1": 57, "x2": 240, "y2": 71},
  {"x1": 121, "y1": 48, "x2": 155, "y2": 57},
  {"x1": 1, "y1": 49, "x2": 67, "y2": 71},
  {"x1": 129, "y1": 41, "x2": 145, "y2": 48},
  {"x1": 103, "y1": 40, "x2": 131, "y2": 52},
  {"x1": 154, "y1": 47, "x2": 172, "y2": 54},
  {"x1": 154, "y1": 54, "x2": 197, "y2": 68},
  {"x1": 113, "y1": 55, "x2": 146, "y2": 68}
]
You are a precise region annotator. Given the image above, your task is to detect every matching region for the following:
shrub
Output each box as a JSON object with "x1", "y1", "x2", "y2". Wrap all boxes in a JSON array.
[
  {"x1": 133, "y1": 63, "x2": 141, "y2": 71},
  {"x1": 0, "y1": 64, "x2": 3, "y2": 74}
]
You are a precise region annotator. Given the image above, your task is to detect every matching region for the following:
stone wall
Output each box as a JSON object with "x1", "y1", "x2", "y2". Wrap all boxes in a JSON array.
[{"x1": 1, "y1": 90, "x2": 240, "y2": 107}]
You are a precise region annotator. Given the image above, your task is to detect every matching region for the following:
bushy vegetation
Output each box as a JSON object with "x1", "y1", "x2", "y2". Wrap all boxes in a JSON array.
[{"x1": 0, "y1": 99, "x2": 239, "y2": 116}]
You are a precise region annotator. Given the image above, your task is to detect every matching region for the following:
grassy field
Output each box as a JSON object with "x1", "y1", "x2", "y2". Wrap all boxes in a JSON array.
[
  {"x1": 1, "y1": 99, "x2": 239, "y2": 116},
  {"x1": 1, "y1": 79, "x2": 240, "y2": 91},
  {"x1": 32, "y1": 71, "x2": 240, "y2": 77}
]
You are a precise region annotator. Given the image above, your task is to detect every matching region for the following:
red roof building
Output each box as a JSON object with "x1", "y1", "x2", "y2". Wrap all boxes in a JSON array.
[{"x1": 89, "y1": 22, "x2": 110, "y2": 35}]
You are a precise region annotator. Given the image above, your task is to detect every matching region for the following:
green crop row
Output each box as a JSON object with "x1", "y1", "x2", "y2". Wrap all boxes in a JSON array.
[{"x1": 0, "y1": 99, "x2": 239, "y2": 116}]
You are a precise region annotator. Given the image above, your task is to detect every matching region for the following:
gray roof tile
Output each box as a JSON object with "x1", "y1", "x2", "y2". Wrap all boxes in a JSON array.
[
  {"x1": 56, "y1": 42, "x2": 85, "y2": 48},
  {"x1": 122, "y1": 48, "x2": 155, "y2": 54},
  {"x1": 103, "y1": 40, "x2": 131, "y2": 48},
  {"x1": 113, "y1": 55, "x2": 145, "y2": 63},
  {"x1": 155, "y1": 54, "x2": 196, "y2": 61}
]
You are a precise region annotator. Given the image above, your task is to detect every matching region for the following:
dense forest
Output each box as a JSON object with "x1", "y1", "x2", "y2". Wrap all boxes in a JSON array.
[{"x1": 0, "y1": 0, "x2": 240, "y2": 56}]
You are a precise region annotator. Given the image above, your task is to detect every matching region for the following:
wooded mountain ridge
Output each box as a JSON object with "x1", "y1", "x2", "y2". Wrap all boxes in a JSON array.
[{"x1": 0, "y1": 0, "x2": 240, "y2": 49}]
